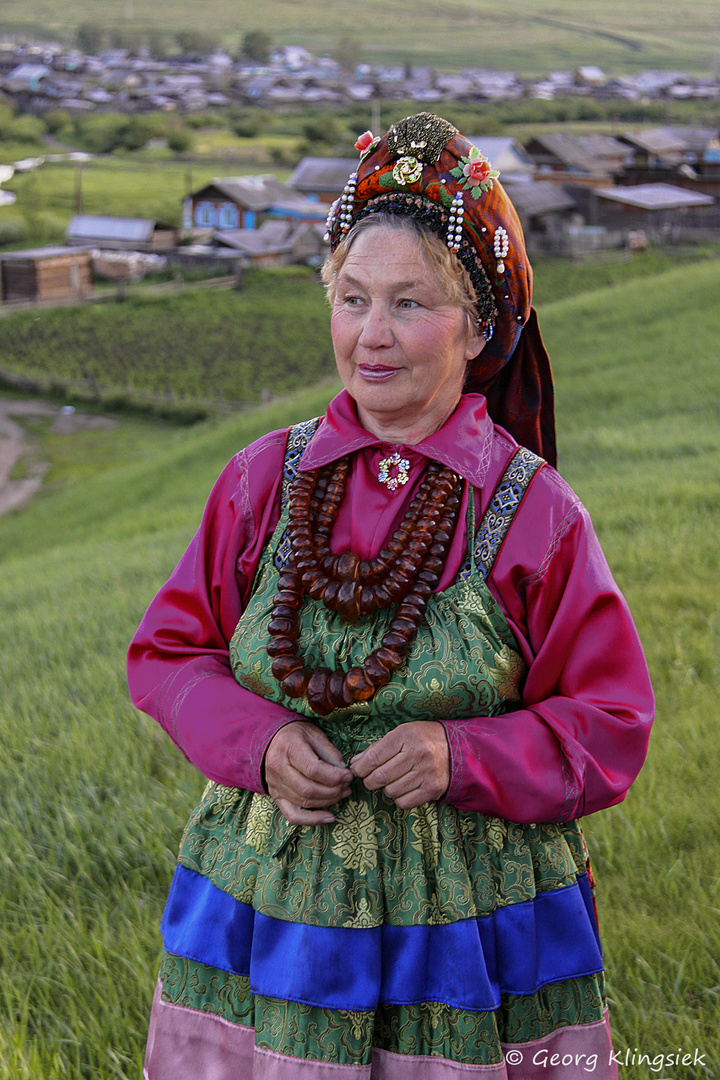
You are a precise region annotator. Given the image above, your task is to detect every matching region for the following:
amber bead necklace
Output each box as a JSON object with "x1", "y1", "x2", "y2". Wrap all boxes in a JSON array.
[{"x1": 267, "y1": 457, "x2": 463, "y2": 716}]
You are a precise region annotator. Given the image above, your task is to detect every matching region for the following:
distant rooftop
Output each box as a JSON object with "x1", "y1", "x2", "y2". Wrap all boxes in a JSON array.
[
  {"x1": 67, "y1": 215, "x2": 161, "y2": 242},
  {"x1": 594, "y1": 183, "x2": 714, "y2": 210}
]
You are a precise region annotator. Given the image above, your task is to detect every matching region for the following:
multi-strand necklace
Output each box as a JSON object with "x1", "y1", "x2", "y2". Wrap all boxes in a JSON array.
[{"x1": 267, "y1": 457, "x2": 463, "y2": 716}]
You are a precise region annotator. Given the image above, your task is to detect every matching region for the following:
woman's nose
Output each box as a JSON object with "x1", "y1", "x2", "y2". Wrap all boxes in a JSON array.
[{"x1": 358, "y1": 305, "x2": 394, "y2": 348}]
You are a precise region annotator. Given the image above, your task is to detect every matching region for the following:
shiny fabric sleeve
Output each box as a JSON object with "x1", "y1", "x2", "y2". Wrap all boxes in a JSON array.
[
  {"x1": 440, "y1": 471, "x2": 654, "y2": 824},
  {"x1": 126, "y1": 432, "x2": 300, "y2": 792}
]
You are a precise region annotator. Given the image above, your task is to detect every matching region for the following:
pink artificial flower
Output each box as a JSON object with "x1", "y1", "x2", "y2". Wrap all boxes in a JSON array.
[
  {"x1": 355, "y1": 130, "x2": 374, "y2": 152},
  {"x1": 463, "y1": 157, "x2": 492, "y2": 184}
]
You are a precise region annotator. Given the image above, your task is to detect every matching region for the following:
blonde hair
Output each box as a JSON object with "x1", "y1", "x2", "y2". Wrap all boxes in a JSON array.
[{"x1": 320, "y1": 213, "x2": 479, "y2": 333}]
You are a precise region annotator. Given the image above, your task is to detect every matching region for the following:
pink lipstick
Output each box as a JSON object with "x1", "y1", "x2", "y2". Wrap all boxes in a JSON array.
[{"x1": 358, "y1": 365, "x2": 398, "y2": 382}]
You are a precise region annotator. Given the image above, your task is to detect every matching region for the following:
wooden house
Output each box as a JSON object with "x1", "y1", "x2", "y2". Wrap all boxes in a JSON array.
[
  {"x1": 588, "y1": 183, "x2": 716, "y2": 235},
  {"x1": 1, "y1": 247, "x2": 92, "y2": 303},
  {"x1": 523, "y1": 133, "x2": 624, "y2": 186},
  {"x1": 502, "y1": 182, "x2": 577, "y2": 236},
  {"x1": 186, "y1": 176, "x2": 295, "y2": 232}
]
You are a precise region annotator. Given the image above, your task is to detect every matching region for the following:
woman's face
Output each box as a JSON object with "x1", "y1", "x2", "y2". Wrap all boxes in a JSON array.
[{"x1": 330, "y1": 226, "x2": 484, "y2": 442}]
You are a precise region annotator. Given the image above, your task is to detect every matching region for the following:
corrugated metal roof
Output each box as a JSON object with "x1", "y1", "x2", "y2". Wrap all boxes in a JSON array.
[
  {"x1": 620, "y1": 129, "x2": 686, "y2": 155},
  {"x1": 503, "y1": 181, "x2": 576, "y2": 216},
  {"x1": 193, "y1": 175, "x2": 295, "y2": 212},
  {"x1": 594, "y1": 183, "x2": 714, "y2": 209},
  {"x1": 289, "y1": 157, "x2": 358, "y2": 191},
  {"x1": 526, "y1": 133, "x2": 613, "y2": 174},
  {"x1": 67, "y1": 215, "x2": 157, "y2": 242}
]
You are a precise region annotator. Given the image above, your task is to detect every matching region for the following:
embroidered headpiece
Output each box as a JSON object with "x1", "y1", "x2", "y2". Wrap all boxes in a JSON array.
[
  {"x1": 326, "y1": 112, "x2": 531, "y2": 362},
  {"x1": 325, "y1": 113, "x2": 558, "y2": 467}
]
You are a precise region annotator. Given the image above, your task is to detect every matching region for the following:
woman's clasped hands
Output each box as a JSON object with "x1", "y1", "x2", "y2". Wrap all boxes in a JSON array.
[{"x1": 265, "y1": 719, "x2": 450, "y2": 824}]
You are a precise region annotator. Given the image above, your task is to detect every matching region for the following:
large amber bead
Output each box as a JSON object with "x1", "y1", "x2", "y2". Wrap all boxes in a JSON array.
[
  {"x1": 345, "y1": 667, "x2": 375, "y2": 701},
  {"x1": 271, "y1": 655, "x2": 303, "y2": 679},
  {"x1": 282, "y1": 668, "x2": 310, "y2": 698},
  {"x1": 307, "y1": 671, "x2": 333, "y2": 715},
  {"x1": 267, "y1": 636, "x2": 296, "y2": 657}
]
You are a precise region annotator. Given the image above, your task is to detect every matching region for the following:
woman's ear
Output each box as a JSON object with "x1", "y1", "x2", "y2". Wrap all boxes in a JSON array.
[{"x1": 464, "y1": 322, "x2": 487, "y2": 363}]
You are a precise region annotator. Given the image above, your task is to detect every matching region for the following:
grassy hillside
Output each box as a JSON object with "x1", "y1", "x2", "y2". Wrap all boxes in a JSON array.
[
  {"x1": 1, "y1": 261, "x2": 719, "y2": 1076},
  {"x1": 1, "y1": 0, "x2": 719, "y2": 73},
  {"x1": 0, "y1": 268, "x2": 334, "y2": 408}
]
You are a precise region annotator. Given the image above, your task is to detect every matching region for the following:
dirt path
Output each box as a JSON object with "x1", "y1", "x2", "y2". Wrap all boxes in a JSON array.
[{"x1": 0, "y1": 398, "x2": 115, "y2": 517}]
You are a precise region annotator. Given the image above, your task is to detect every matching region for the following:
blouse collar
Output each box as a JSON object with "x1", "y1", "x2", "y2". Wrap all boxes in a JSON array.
[{"x1": 300, "y1": 389, "x2": 496, "y2": 489}]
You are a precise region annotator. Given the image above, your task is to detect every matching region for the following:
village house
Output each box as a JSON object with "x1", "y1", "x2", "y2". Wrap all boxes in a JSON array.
[
  {"x1": 587, "y1": 182, "x2": 717, "y2": 240},
  {"x1": 185, "y1": 176, "x2": 303, "y2": 231},
  {"x1": 523, "y1": 133, "x2": 624, "y2": 186},
  {"x1": 288, "y1": 158, "x2": 358, "y2": 204},
  {"x1": 66, "y1": 215, "x2": 178, "y2": 251}
]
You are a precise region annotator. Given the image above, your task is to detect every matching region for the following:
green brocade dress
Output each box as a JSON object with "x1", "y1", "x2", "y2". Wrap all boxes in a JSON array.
[{"x1": 150, "y1": 429, "x2": 611, "y2": 1077}]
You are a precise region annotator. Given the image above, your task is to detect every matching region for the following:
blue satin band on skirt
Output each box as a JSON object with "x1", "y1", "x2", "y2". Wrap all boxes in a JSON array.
[{"x1": 161, "y1": 865, "x2": 603, "y2": 1013}]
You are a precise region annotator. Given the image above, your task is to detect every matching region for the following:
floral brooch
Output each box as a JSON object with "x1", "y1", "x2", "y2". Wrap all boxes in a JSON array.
[
  {"x1": 355, "y1": 130, "x2": 380, "y2": 161},
  {"x1": 392, "y1": 155, "x2": 424, "y2": 186},
  {"x1": 450, "y1": 147, "x2": 499, "y2": 198}
]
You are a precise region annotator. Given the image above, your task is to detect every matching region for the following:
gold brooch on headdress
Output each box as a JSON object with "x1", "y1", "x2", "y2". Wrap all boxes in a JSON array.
[{"x1": 387, "y1": 112, "x2": 458, "y2": 164}]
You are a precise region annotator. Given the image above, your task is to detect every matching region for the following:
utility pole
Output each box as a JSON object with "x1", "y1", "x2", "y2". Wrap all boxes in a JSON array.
[
  {"x1": 372, "y1": 98, "x2": 380, "y2": 135},
  {"x1": 74, "y1": 163, "x2": 84, "y2": 214}
]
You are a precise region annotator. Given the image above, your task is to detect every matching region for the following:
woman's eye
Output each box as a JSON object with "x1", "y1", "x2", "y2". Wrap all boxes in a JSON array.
[{"x1": 398, "y1": 298, "x2": 419, "y2": 310}]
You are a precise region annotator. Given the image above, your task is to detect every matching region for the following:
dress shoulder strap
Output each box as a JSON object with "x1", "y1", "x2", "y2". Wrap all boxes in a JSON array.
[
  {"x1": 272, "y1": 417, "x2": 321, "y2": 571},
  {"x1": 458, "y1": 445, "x2": 546, "y2": 582},
  {"x1": 280, "y1": 416, "x2": 321, "y2": 509}
]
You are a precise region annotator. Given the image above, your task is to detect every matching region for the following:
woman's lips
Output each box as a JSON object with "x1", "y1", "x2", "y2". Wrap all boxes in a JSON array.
[{"x1": 358, "y1": 364, "x2": 399, "y2": 382}]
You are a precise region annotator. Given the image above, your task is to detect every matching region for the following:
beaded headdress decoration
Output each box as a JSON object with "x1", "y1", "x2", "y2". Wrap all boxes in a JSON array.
[{"x1": 324, "y1": 112, "x2": 533, "y2": 362}]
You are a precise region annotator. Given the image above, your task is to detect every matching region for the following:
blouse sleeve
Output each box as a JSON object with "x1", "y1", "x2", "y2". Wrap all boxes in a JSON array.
[
  {"x1": 440, "y1": 475, "x2": 654, "y2": 824},
  {"x1": 126, "y1": 433, "x2": 301, "y2": 792}
]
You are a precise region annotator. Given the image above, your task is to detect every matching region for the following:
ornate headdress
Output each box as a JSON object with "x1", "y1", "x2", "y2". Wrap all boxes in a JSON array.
[{"x1": 325, "y1": 113, "x2": 557, "y2": 466}]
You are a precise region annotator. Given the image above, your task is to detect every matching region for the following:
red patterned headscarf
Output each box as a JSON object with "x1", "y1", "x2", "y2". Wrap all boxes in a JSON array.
[{"x1": 325, "y1": 113, "x2": 557, "y2": 467}]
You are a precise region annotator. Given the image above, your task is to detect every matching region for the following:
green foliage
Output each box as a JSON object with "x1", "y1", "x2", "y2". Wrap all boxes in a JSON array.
[
  {"x1": 334, "y1": 34, "x2": 362, "y2": 73},
  {"x1": 302, "y1": 116, "x2": 343, "y2": 146},
  {"x1": 43, "y1": 109, "x2": 73, "y2": 137},
  {"x1": 5, "y1": 115, "x2": 45, "y2": 145},
  {"x1": 119, "y1": 114, "x2": 167, "y2": 152},
  {"x1": 167, "y1": 127, "x2": 194, "y2": 154},
  {"x1": 76, "y1": 20, "x2": 104, "y2": 54},
  {"x1": 231, "y1": 109, "x2": 264, "y2": 139},
  {"x1": 240, "y1": 29, "x2": 273, "y2": 64},
  {"x1": 175, "y1": 29, "x2": 218, "y2": 57},
  {"x1": 0, "y1": 213, "x2": 27, "y2": 246}
]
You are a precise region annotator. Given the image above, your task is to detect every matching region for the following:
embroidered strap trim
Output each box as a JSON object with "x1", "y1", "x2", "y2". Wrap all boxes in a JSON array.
[
  {"x1": 457, "y1": 446, "x2": 545, "y2": 582},
  {"x1": 274, "y1": 417, "x2": 321, "y2": 569}
]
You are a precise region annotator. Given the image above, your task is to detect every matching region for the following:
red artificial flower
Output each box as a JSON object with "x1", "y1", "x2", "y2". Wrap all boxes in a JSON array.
[
  {"x1": 355, "y1": 130, "x2": 374, "y2": 152},
  {"x1": 463, "y1": 157, "x2": 492, "y2": 184}
]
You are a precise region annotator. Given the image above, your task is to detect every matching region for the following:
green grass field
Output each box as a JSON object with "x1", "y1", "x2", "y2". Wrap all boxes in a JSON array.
[
  {"x1": 1, "y1": 258, "x2": 719, "y2": 1077},
  {"x1": 1, "y1": 0, "x2": 719, "y2": 73}
]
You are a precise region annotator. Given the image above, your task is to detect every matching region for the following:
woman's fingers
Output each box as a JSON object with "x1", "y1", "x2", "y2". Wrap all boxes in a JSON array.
[
  {"x1": 350, "y1": 722, "x2": 450, "y2": 804},
  {"x1": 265, "y1": 721, "x2": 353, "y2": 808},
  {"x1": 274, "y1": 797, "x2": 337, "y2": 826}
]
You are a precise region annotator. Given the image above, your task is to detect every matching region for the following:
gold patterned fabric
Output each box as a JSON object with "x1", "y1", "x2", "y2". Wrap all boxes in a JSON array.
[{"x1": 156, "y1": 459, "x2": 607, "y2": 1070}]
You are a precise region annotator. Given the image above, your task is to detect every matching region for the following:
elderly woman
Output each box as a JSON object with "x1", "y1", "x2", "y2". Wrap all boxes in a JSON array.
[{"x1": 128, "y1": 113, "x2": 653, "y2": 1079}]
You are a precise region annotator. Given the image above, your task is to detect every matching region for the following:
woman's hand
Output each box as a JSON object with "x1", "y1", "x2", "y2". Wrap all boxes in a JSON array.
[
  {"x1": 349, "y1": 721, "x2": 450, "y2": 809},
  {"x1": 264, "y1": 721, "x2": 353, "y2": 825}
]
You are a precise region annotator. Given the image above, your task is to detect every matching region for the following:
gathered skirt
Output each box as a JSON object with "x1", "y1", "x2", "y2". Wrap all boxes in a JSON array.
[{"x1": 144, "y1": 774, "x2": 618, "y2": 1079}]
